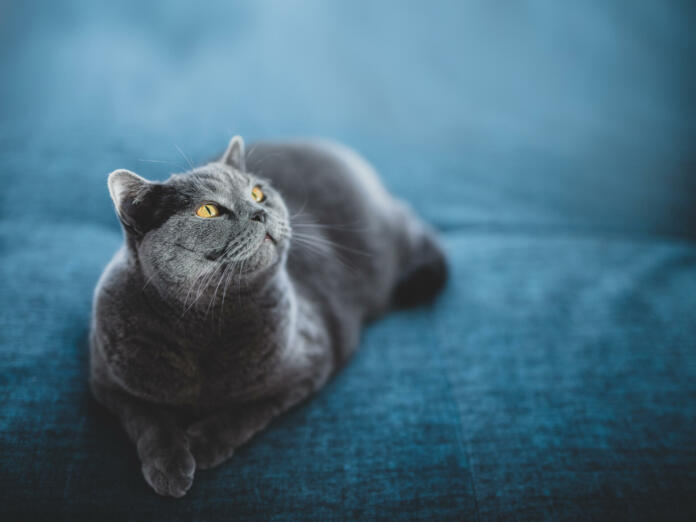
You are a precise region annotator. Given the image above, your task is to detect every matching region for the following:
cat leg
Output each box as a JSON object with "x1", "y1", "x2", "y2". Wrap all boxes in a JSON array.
[
  {"x1": 186, "y1": 379, "x2": 320, "y2": 470},
  {"x1": 90, "y1": 379, "x2": 195, "y2": 497}
]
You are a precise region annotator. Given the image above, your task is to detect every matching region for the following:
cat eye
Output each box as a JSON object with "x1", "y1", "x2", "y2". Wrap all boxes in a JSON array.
[
  {"x1": 196, "y1": 203, "x2": 220, "y2": 218},
  {"x1": 251, "y1": 186, "x2": 265, "y2": 203}
]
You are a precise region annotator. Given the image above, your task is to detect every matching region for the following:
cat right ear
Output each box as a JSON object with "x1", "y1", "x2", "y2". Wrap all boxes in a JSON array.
[
  {"x1": 221, "y1": 135, "x2": 246, "y2": 171},
  {"x1": 107, "y1": 169, "x2": 151, "y2": 234}
]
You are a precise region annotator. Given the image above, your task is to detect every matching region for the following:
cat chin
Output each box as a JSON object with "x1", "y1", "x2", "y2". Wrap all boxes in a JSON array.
[{"x1": 237, "y1": 241, "x2": 285, "y2": 279}]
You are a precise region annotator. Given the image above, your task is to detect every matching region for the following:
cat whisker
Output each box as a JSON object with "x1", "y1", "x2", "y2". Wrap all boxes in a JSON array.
[
  {"x1": 292, "y1": 222, "x2": 365, "y2": 230},
  {"x1": 141, "y1": 271, "x2": 158, "y2": 291},
  {"x1": 290, "y1": 207, "x2": 308, "y2": 221},
  {"x1": 291, "y1": 215, "x2": 367, "y2": 232},
  {"x1": 291, "y1": 232, "x2": 372, "y2": 257},
  {"x1": 245, "y1": 151, "x2": 283, "y2": 175},
  {"x1": 181, "y1": 263, "x2": 210, "y2": 309},
  {"x1": 137, "y1": 158, "x2": 190, "y2": 172},
  {"x1": 205, "y1": 263, "x2": 229, "y2": 319},
  {"x1": 174, "y1": 144, "x2": 195, "y2": 170},
  {"x1": 236, "y1": 251, "x2": 249, "y2": 308},
  {"x1": 218, "y1": 260, "x2": 238, "y2": 331},
  {"x1": 291, "y1": 236, "x2": 361, "y2": 278},
  {"x1": 179, "y1": 263, "x2": 222, "y2": 320},
  {"x1": 245, "y1": 143, "x2": 259, "y2": 163}
]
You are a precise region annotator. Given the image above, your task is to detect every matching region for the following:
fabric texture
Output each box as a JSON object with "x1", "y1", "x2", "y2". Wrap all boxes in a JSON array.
[{"x1": 1, "y1": 1, "x2": 695, "y2": 520}]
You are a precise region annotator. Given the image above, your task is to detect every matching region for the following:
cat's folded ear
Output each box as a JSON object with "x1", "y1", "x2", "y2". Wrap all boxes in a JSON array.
[
  {"x1": 107, "y1": 169, "x2": 152, "y2": 235},
  {"x1": 221, "y1": 135, "x2": 246, "y2": 171}
]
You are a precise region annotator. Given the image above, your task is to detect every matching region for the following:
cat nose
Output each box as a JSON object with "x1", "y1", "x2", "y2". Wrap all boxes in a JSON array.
[{"x1": 250, "y1": 210, "x2": 267, "y2": 224}]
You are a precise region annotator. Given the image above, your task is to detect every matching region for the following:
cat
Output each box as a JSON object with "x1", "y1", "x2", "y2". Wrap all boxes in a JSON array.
[{"x1": 90, "y1": 136, "x2": 447, "y2": 497}]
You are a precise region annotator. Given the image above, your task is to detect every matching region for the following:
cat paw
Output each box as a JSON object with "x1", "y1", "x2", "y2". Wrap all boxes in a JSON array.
[
  {"x1": 138, "y1": 434, "x2": 196, "y2": 498},
  {"x1": 186, "y1": 423, "x2": 235, "y2": 470}
]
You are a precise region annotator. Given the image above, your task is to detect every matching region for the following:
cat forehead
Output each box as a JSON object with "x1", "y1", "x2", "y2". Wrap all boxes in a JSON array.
[{"x1": 178, "y1": 164, "x2": 251, "y2": 191}]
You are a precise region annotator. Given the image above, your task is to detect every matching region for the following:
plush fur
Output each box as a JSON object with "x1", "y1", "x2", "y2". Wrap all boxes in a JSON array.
[{"x1": 90, "y1": 136, "x2": 447, "y2": 497}]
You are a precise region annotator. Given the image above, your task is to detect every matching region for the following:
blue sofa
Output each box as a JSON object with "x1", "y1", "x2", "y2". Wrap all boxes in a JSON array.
[{"x1": 2, "y1": 1, "x2": 695, "y2": 520}]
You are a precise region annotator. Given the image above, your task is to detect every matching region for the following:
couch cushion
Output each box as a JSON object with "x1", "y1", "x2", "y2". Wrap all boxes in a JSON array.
[{"x1": 1, "y1": 1, "x2": 695, "y2": 520}]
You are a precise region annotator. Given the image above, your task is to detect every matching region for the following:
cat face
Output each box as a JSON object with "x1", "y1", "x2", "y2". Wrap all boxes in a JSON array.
[{"x1": 108, "y1": 136, "x2": 291, "y2": 305}]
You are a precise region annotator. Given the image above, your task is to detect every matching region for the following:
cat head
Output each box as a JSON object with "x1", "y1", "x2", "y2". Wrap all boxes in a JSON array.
[{"x1": 107, "y1": 136, "x2": 291, "y2": 302}]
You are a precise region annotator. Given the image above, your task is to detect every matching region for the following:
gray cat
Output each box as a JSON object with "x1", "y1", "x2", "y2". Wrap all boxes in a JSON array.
[{"x1": 90, "y1": 136, "x2": 447, "y2": 497}]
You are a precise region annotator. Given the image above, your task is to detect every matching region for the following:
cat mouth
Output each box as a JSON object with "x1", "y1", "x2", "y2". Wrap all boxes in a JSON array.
[{"x1": 264, "y1": 233, "x2": 276, "y2": 244}]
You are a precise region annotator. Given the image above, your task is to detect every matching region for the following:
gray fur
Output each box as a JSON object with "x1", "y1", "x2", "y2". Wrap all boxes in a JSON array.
[{"x1": 90, "y1": 137, "x2": 447, "y2": 497}]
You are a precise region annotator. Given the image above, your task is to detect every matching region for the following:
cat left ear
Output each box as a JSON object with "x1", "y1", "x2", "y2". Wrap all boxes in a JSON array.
[
  {"x1": 221, "y1": 135, "x2": 246, "y2": 171},
  {"x1": 107, "y1": 169, "x2": 152, "y2": 234}
]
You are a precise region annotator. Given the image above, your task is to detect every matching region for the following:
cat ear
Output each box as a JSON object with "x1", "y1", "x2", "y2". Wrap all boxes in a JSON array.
[
  {"x1": 107, "y1": 169, "x2": 152, "y2": 234},
  {"x1": 221, "y1": 135, "x2": 246, "y2": 171}
]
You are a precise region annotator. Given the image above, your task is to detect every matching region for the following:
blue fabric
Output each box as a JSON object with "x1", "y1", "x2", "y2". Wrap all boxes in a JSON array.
[{"x1": 2, "y1": 1, "x2": 695, "y2": 520}]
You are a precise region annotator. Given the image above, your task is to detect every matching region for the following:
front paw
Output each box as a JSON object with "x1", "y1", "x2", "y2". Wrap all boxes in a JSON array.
[
  {"x1": 138, "y1": 431, "x2": 196, "y2": 498},
  {"x1": 186, "y1": 422, "x2": 236, "y2": 470}
]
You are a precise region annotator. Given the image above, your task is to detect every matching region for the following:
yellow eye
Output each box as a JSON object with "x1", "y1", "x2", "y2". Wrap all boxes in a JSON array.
[
  {"x1": 251, "y1": 186, "x2": 265, "y2": 203},
  {"x1": 196, "y1": 203, "x2": 220, "y2": 218}
]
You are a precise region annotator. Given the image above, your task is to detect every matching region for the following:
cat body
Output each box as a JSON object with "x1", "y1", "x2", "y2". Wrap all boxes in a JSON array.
[{"x1": 90, "y1": 137, "x2": 446, "y2": 496}]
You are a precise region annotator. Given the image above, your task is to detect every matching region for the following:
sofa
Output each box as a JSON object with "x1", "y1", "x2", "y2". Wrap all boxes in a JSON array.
[{"x1": 2, "y1": 1, "x2": 694, "y2": 520}]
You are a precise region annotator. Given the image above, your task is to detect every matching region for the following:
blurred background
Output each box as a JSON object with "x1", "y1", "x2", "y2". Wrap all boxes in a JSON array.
[
  {"x1": 2, "y1": 1, "x2": 696, "y2": 519},
  {"x1": 2, "y1": 0, "x2": 694, "y2": 237}
]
